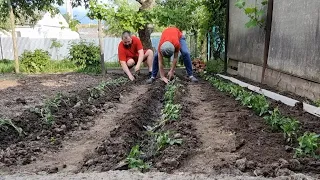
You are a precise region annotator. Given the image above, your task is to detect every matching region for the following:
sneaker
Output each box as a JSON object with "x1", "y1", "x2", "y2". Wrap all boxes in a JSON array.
[
  {"x1": 148, "y1": 72, "x2": 152, "y2": 78},
  {"x1": 189, "y1": 76, "x2": 198, "y2": 82},
  {"x1": 146, "y1": 77, "x2": 155, "y2": 84}
]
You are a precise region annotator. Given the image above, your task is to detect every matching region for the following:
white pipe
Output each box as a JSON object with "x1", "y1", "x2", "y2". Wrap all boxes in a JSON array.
[{"x1": 216, "y1": 74, "x2": 320, "y2": 117}]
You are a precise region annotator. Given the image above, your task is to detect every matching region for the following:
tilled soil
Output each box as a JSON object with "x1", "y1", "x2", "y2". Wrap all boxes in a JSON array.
[
  {"x1": 1, "y1": 71, "x2": 320, "y2": 179},
  {"x1": 80, "y1": 80, "x2": 166, "y2": 172},
  {"x1": 0, "y1": 73, "x2": 150, "y2": 173},
  {"x1": 0, "y1": 73, "x2": 117, "y2": 119}
]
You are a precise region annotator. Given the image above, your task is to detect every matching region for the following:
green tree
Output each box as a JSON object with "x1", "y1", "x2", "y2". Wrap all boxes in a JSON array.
[{"x1": 63, "y1": 14, "x2": 81, "y2": 32}]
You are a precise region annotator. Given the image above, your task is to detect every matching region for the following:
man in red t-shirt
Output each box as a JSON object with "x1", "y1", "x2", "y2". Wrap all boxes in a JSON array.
[
  {"x1": 146, "y1": 27, "x2": 198, "y2": 84},
  {"x1": 118, "y1": 31, "x2": 153, "y2": 81}
]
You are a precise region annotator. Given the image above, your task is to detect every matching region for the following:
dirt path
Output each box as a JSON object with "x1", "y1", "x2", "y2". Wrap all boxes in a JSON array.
[
  {"x1": 1, "y1": 170, "x2": 314, "y2": 180},
  {"x1": 3, "y1": 85, "x2": 148, "y2": 174},
  {"x1": 177, "y1": 82, "x2": 240, "y2": 174}
]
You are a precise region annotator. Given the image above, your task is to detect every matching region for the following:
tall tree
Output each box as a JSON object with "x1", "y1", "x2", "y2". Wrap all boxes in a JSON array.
[{"x1": 87, "y1": 0, "x2": 106, "y2": 75}]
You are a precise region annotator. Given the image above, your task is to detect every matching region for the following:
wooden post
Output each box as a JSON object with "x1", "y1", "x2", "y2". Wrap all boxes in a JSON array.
[
  {"x1": 98, "y1": 20, "x2": 106, "y2": 75},
  {"x1": 261, "y1": 0, "x2": 274, "y2": 83},
  {"x1": 8, "y1": 0, "x2": 19, "y2": 73},
  {"x1": 224, "y1": 0, "x2": 230, "y2": 74}
]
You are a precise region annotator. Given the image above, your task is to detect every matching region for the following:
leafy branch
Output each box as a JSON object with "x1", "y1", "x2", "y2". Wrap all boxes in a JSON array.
[{"x1": 235, "y1": 0, "x2": 268, "y2": 29}]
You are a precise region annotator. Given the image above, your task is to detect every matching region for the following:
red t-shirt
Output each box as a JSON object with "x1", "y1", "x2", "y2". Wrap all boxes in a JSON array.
[
  {"x1": 158, "y1": 27, "x2": 182, "y2": 54},
  {"x1": 118, "y1": 36, "x2": 143, "y2": 62}
]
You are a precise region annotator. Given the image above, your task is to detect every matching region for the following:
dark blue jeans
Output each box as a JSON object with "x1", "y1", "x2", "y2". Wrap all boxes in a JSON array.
[{"x1": 151, "y1": 36, "x2": 193, "y2": 78}]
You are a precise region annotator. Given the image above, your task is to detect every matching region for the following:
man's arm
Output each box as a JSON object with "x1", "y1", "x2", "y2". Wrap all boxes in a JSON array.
[
  {"x1": 120, "y1": 61, "x2": 135, "y2": 81},
  {"x1": 168, "y1": 52, "x2": 179, "y2": 80},
  {"x1": 134, "y1": 49, "x2": 144, "y2": 72},
  {"x1": 158, "y1": 53, "x2": 169, "y2": 83}
]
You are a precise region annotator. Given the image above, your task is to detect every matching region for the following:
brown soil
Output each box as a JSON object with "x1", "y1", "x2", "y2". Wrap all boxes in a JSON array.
[
  {"x1": 79, "y1": 80, "x2": 166, "y2": 172},
  {"x1": 1, "y1": 71, "x2": 320, "y2": 179},
  {"x1": 0, "y1": 73, "x2": 117, "y2": 119},
  {"x1": 0, "y1": 73, "x2": 148, "y2": 172},
  {"x1": 3, "y1": 85, "x2": 149, "y2": 174}
]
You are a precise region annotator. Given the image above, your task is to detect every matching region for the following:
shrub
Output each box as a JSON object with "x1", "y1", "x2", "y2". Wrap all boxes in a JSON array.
[
  {"x1": 68, "y1": 41, "x2": 100, "y2": 72},
  {"x1": 205, "y1": 59, "x2": 224, "y2": 74},
  {"x1": 20, "y1": 49, "x2": 51, "y2": 73}
]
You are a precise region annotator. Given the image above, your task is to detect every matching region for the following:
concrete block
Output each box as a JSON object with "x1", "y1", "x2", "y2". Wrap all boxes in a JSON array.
[
  {"x1": 244, "y1": 66, "x2": 251, "y2": 79},
  {"x1": 308, "y1": 82, "x2": 320, "y2": 94},
  {"x1": 265, "y1": 68, "x2": 273, "y2": 77},
  {"x1": 238, "y1": 62, "x2": 245, "y2": 76},
  {"x1": 304, "y1": 90, "x2": 316, "y2": 100},
  {"x1": 295, "y1": 87, "x2": 304, "y2": 97},
  {"x1": 286, "y1": 83, "x2": 296, "y2": 94},
  {"x1": 278, "y1": 79, "x2": 287, "y2": 91},
  {"x1": 291, "y1": 76, "x2": 310, "y2": 91},
  {"x1": 279, "y1": 73, "x2": 292, "y2": 85},
  {"x1": 265, "y1": 76, "x2": 278, "y2": 87}
]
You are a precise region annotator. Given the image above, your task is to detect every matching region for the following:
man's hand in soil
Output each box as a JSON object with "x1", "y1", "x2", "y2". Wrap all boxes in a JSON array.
[
  {"x1": 167, "y1": 70, "x2": 175, "y2": 81},
  {"x1": 128, "y1": 74, "x2": 135, "y2": 81},
  {"x1": 161, "y1": 77, "x2": 169, "y2": 84}
]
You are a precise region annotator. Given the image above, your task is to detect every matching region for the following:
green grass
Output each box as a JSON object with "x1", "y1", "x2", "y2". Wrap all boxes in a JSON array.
[{"x1": 0, "y1": 59, "x2": 123, "y2": 74}]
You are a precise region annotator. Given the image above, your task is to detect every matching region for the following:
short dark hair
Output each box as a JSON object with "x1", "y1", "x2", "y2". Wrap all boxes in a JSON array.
[{"x1": 122, "y1": 31, "x2": 131, "y2": 39}]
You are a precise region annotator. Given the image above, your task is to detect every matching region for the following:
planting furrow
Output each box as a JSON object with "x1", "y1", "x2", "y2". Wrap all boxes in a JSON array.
[
  {"x1": 79, "y1": 81, "x2": 165, "y2": 172},
  {"x1": 201, "y1": 74, "x2": 320, "y2": 178}
]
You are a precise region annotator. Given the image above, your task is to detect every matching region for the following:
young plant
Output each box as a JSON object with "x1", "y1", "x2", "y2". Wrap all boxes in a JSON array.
[
  {"x1": 294, "y1": 132, "x2": 320, "y2": 158},
  {"x1": 280, "y1": 117, "x2": 300, "y2": 143},
  {"x1": 155, "y1": 131, "x2": 183, "y2": 151},
  {"x1": 161, "y1": 103, "x2": 181, "y2": 121},
  {"x1": 251, "y1": 95, "x2": 269, "y2": 116},
  {"x1": 315, "y1": 99, "x2": 320, "y2": 107},
  {"x1": 0, "y1": 118, "x2": 23, "y2": 136},
  {"x1": 126, "y1": 145, "x2": 149, "y2": 170},
  {"x1": 263, "y1": 107, "x2": 284, "y2": 131}
]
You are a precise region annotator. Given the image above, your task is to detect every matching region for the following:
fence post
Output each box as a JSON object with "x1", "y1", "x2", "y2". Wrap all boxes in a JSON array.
[
  {"x1": 261, "y1": 0, "x2": 274, "y2": 83},
  {"x1": 224, "y1": 0, "x2": 230, "y2": 73}
]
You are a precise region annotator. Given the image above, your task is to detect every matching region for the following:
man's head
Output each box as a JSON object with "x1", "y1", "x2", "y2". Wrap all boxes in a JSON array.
[
  {"x1": 160, "y1": 41, "x2": 175, "y2": 58},
  {"x1": 122, "y1": 31, "x2": 132, "y2": 48}
]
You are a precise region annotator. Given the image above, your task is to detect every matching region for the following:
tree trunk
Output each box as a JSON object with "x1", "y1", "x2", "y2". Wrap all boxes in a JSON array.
[
  {"x1": 138, "y1": 25, "x2": 153, "y2": 50},
  {"x1": 98, "y1": 20, "x2": 106, "y2": 75},
  {"x1": 137, "y1": 0, "x2": 155, "y2": 50},
  {"x1": 8, "y1": 0, "x2": 19, "y2": 73}
]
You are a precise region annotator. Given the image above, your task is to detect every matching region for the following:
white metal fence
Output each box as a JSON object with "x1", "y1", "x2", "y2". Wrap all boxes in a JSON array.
[{"x1": 0, "y1": 37, "x2": 161, "y2": 62}]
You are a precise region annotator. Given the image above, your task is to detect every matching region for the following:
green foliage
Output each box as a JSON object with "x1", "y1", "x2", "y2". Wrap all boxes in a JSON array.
[
  {"x1": 20, "y1": 49, "x2": 51, "y2": 73},
  {"x1": 88, "y1": 0, "x2": 146, "y2": 36},
  {"x1": 31, "y1": 93, "x2": 64, "y2": 126},
  {"x1": 68, "y1": 41, "x2": 100, "y2": 72},
  {"x1": 263, "y1": 108, "x2": 284, "y2": 130},
  {"x1": 126, "y1": 145, "x2": 150, "y2": 170},
  {"x1": 63, "y1": 14, "x2": 80, "y2": 32},
  {"x1": 88, "y1": 77, "x2": 129, "y2": 101},
  {"x1": 50, "y1": 39, "x2": 63, "y2": 49},
  {"x1": 152, "y1": 0, "x2": 201, "y2": 31},
  {"x1": 155, "y1": 131, "x2": 182, "y2": 151},
  {"x1": 161, "y1": 103, "x2": 181, "y2": 121},
  {"x1": 205, "y1": 59, "x2": 224, "y2": 74},
  {"x1": 281, "y1": 118, "x2": 300, "y2": 143},
  {"x1": 0, "y1": 118, "x2": 23, "y2": 136},
  {"x1": 295, "y1": 132, "x2": 320, "y2": 158},
  {"x1": 314, "y1": 100, "x2": 320, "y2": 107},
  {"x1": 235, "y1": 0, "x2": 268, "y2": 29},
  {"x1": 0, "y1": 59, "x2": 15, "y2": 73}
]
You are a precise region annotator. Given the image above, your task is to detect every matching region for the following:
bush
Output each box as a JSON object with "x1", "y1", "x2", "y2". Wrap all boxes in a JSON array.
[
  {"x1": 205, "y1": 59, "x2": 224, "y2": 74},
  {"x1": 20, "y1": 49, "x2": 51, "y2": 73},
  {"x1": 0, "y1": 59, "x2": 14, "y2": 73},
  {"x1": 68, "y1": 41, "x2": 100, "y2": 72}
]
